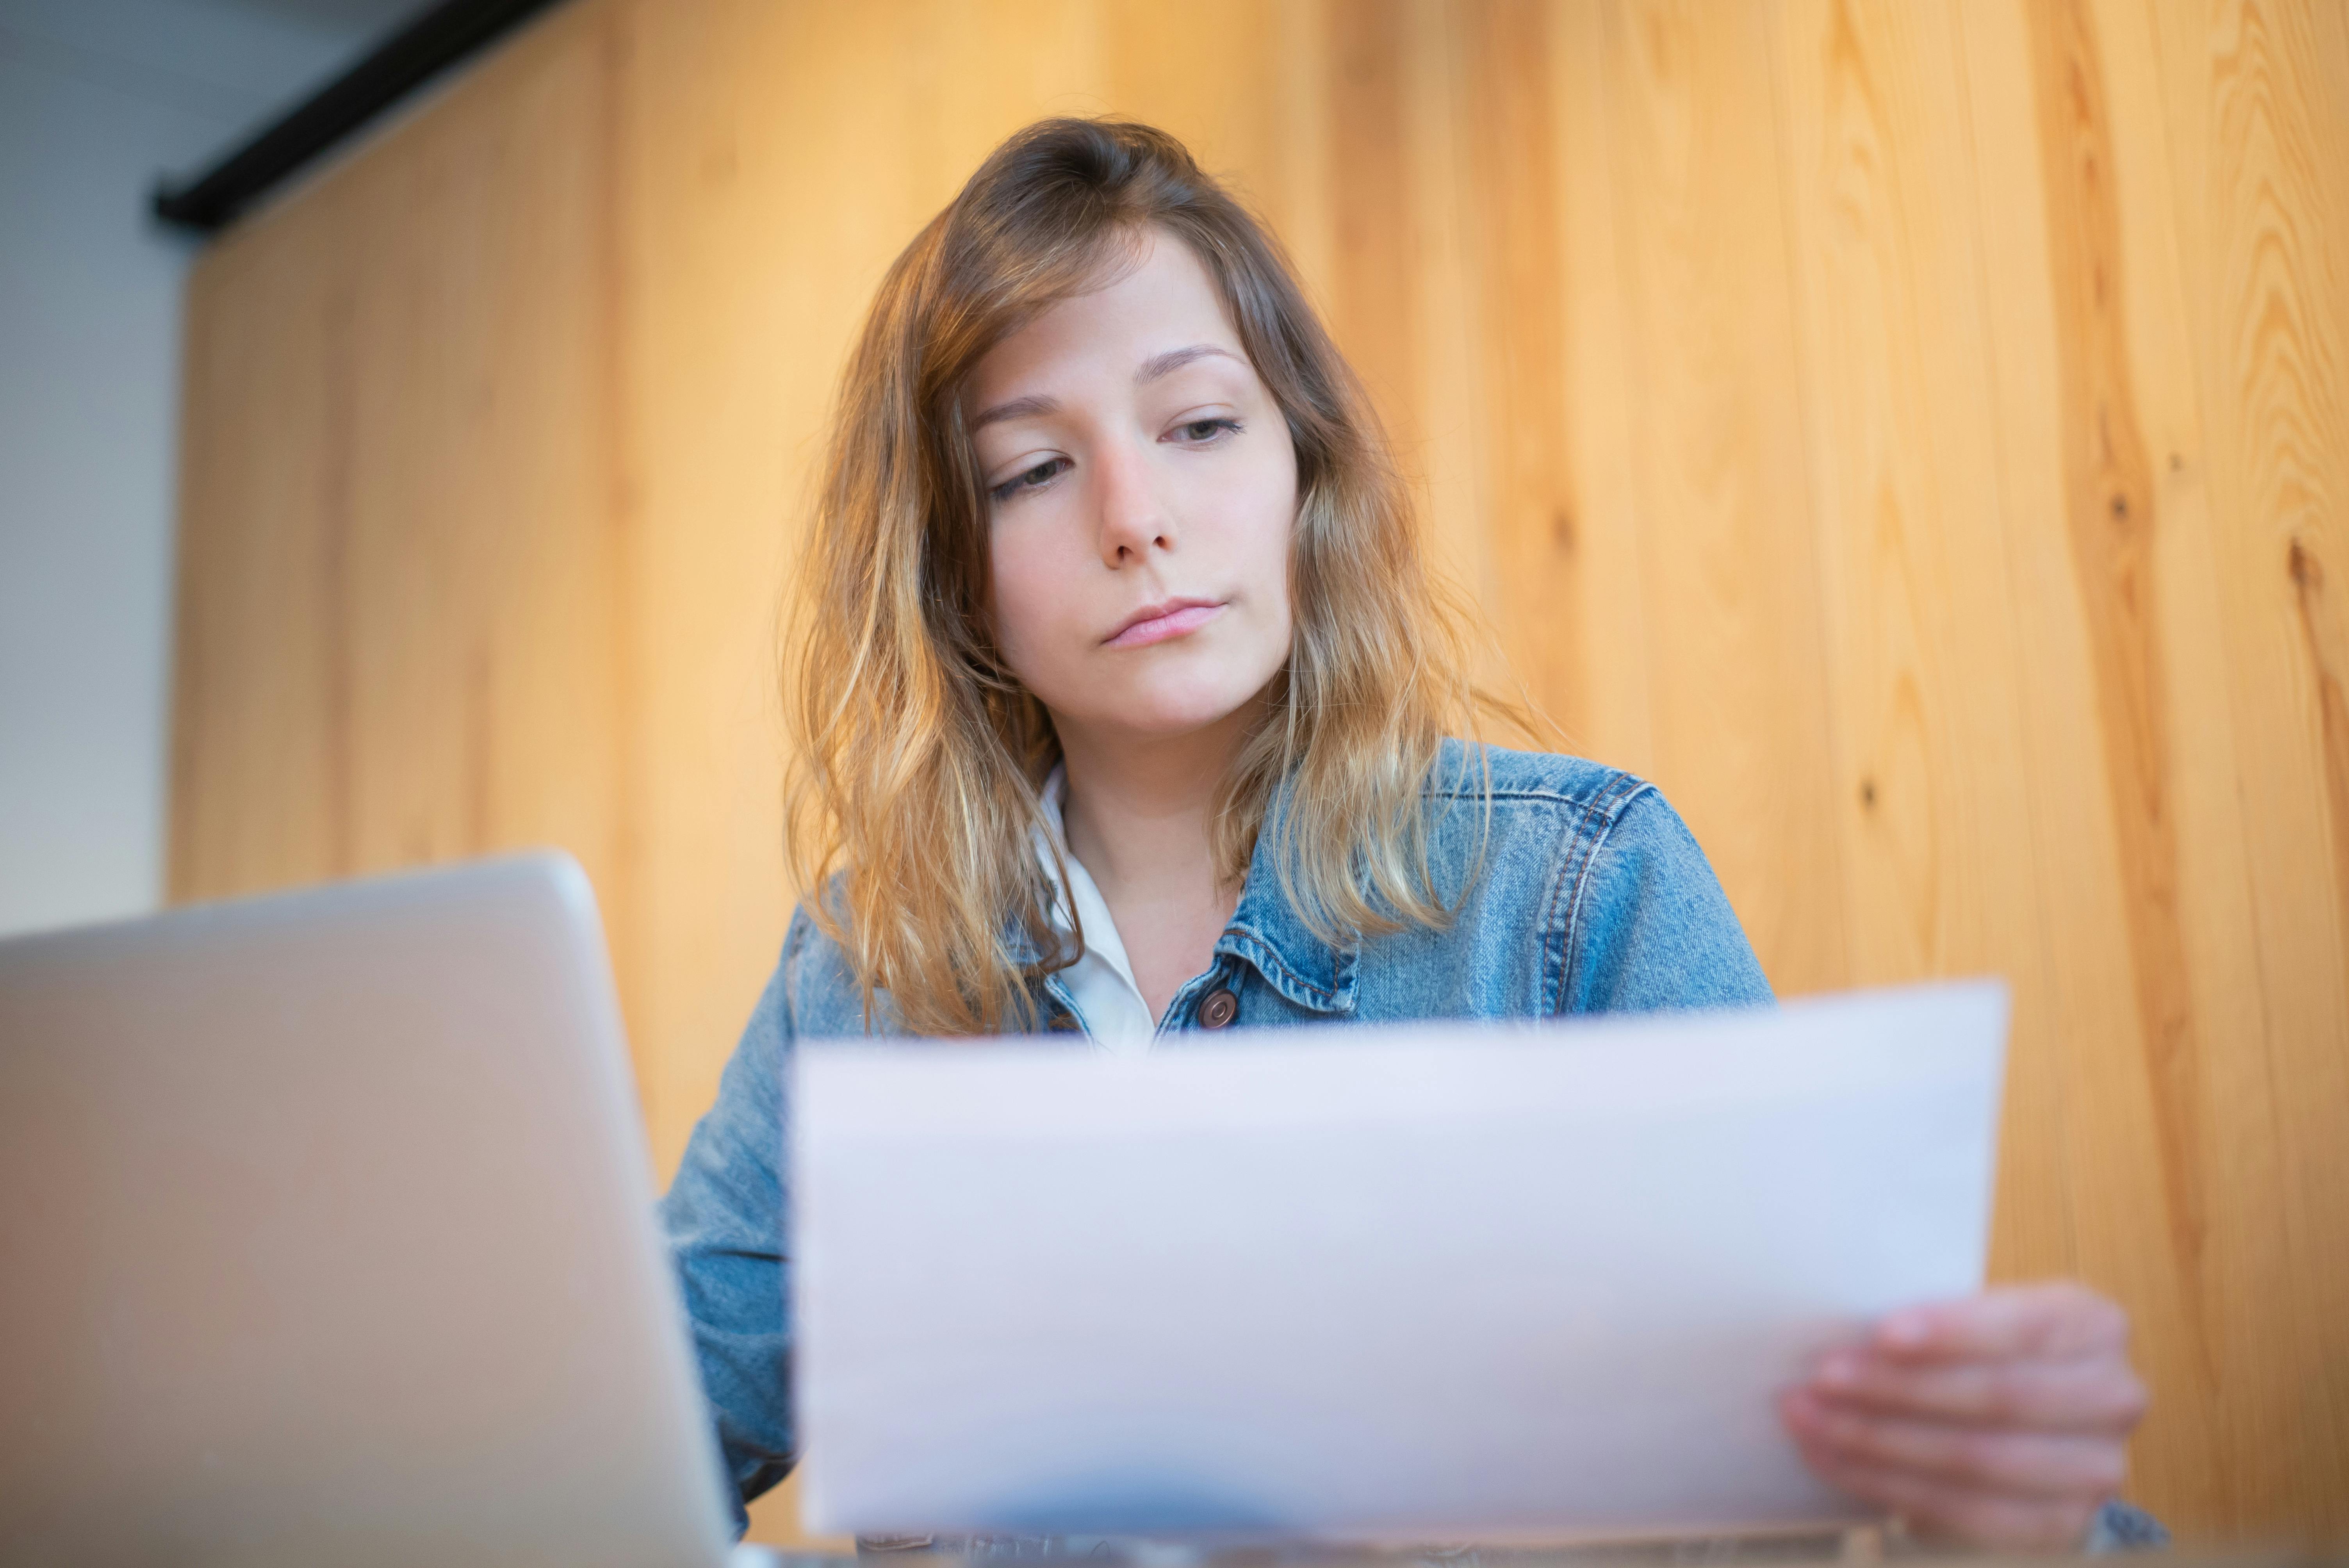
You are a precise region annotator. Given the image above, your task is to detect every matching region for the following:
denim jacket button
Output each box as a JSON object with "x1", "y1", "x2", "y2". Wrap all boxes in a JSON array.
[{"x1": 1198, "y1": 988, "x2": 1238, "y2": 1028}]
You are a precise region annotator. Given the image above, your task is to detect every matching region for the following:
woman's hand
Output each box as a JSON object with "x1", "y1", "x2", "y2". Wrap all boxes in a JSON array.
[{"x1": 1780, "y1": 1282, "x2": 2149, "y2": 1550}]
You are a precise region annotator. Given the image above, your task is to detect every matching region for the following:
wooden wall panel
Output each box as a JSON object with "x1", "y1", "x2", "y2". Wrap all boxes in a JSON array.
[
  {"x1": 173, "y1": 191, "x2": 349, "y2": 898},
  {"x1": 2147, "y1": 0, "x2": 2349, "y2": 1517},
  {"x1": 170, "y1": 0, "x2": 2349, "y2": 1545},
  {"x1": 173, "y1": 3, "x2": 645, "y2": 1080},
  {"x1": 1456, "y1": 0, "x2": 1587, "y2": 731},
  {"x1": 1768, "y1": 0, "x2": 2074, "y2": 1283},
  {"x1": 1599, "y1": 0, "x2": 1853, "y2": 998}
]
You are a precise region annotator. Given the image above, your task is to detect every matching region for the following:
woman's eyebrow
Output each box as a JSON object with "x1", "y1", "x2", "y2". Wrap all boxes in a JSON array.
[
  {"x1": 970, "y1": 393, "x2": 1059, "y2": 432},
  {"x1": 973, "y1": 346, "x2": 1240, "y2": 429},
  {"x1": 1135, "y1": 344, "x2": 1241, "y2": 385}
]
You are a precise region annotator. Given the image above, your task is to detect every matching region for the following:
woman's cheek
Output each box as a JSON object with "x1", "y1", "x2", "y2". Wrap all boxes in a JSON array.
[
  {"x1": 986, "y1": 524, "x2": 1044, "y2": 645},
  {"x1": 988, "y1": 586, "x2": 1046, "y2": 691},
  {"x1": 988, "y1": 564, "x2": 1083, "y2": 703}
]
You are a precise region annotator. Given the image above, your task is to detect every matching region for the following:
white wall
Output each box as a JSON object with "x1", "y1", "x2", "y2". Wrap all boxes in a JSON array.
[{"x1": 0, "y1": 0, "x2": 403, "y2": 937}]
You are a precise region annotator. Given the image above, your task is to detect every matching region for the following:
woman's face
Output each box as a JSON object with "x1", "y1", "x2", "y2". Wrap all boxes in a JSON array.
[{"x1": 966, "y1": 228, "x2": 1298, "y2": 751}]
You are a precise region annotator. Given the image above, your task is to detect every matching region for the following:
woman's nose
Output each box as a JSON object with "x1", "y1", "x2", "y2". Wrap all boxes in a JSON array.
[{"x1": 1093, "y1": 437, "x2": 1173, "y2": 567}]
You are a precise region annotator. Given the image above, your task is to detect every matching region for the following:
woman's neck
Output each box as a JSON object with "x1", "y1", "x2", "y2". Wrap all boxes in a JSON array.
[
  {"x1": 1055, "y1": 713, "x2": 1243, "y2": 900},
  {"x1": 1053, "y1": 708, "x2": 1253, "y2": 1020}
]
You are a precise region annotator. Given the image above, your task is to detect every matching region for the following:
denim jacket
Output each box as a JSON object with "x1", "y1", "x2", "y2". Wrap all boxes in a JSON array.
[{"x1": 659, "y1": 743, "x2": 2162, "y2": 1550}]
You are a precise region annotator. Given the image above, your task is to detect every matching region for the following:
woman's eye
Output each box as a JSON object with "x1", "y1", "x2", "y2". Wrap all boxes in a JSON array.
[
  {"x1": 990, "y1": 457, "x2": 1069, "y2": 503},
  {"x1": 1174, "y1": 417, "x2": 1241, "y2": 444}
]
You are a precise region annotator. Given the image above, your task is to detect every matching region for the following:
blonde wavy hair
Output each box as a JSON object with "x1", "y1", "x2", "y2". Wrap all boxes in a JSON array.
[{"x1": 785, "y1": 117, "x2": 1516, "y2": 1036}]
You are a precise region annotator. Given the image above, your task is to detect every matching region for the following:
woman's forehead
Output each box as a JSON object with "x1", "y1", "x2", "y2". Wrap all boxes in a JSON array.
[{"x1": 963, "y1": 232, "x2": 1247, "y2": 408}]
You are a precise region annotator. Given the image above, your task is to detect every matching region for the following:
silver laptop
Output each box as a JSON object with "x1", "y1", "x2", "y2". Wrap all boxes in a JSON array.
[{"x1": 0, "y1": 853, "x2": 739, "y2": 1568}]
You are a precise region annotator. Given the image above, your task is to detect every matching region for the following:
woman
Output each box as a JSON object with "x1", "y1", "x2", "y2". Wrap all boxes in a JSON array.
[{"x1": 662, "y1": 117, "x2": 2155, "y2": 1552}]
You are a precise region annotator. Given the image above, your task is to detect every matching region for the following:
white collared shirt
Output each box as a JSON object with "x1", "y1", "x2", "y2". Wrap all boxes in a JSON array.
[{"x1": 1032, "y1": 765, "x2": 1158, "y2": 1052}]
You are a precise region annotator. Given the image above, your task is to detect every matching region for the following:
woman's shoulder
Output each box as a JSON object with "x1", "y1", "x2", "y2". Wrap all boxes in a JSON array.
[
  {"x1": 1420, "y1": 740, "x2": 1751, "y2": 921},
  {"x1": 1427, "y1": 738, "x2": 1658, "y2": 829},
  {"x1": 771, "y1": 890, "x2": 909, "y2": 1041},
  {"x1": 1417, "y1": 739, "x2": 1771, "y2": 1012},
  {"x1": 1426, "y1": 739, "x2": 1739, "y2": 918}
]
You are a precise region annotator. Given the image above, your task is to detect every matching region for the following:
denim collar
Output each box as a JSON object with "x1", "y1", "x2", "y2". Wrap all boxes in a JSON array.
[
  {"x1": 1212, "y1": 818, "x2": 1359, "y2": 1014},
  {"x1": 1005, "y1": 773, "x2": 1360, "y2": 1017}
]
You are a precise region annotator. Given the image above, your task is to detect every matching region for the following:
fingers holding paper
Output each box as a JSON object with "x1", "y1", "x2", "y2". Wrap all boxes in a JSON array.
[{"x1": 1780, "y1": 1282, "x2": 2149, "y2": 1550}]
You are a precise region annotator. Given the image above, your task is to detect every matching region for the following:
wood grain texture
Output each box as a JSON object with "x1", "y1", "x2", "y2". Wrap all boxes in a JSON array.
[
  {"x1": 1455, "y1": 0, "x2": 1587, "y2": 733},
  {"x1": 2140, "y1": 0, "x2": 2349, "y2": 1531},
  {"x1": 169, "y1": 0, "x2": 2349, "y2": 1545},
  {"x1": 1601, "y1": 0, "x2": 1852, "y2": 998},
  {"x1": 1326, "y1": 0, "x2": 1419, "y2": 449},
  {"x1": 1768, "y1": 0, "x2": 2076, "y2": 1291},
  {"x1": 2034, "y1": 0, "x2": 2208, "y2": 1310}
]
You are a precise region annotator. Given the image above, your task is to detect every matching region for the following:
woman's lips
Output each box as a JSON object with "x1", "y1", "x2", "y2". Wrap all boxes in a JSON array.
[{"x1": 1105, "y1": 601, "x2": 1226, "y2": 649}]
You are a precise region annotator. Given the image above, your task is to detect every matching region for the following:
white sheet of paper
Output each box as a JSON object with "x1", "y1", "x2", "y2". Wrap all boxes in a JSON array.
[{"x1": 793, "y1": 981, "x2": 2008, "y2": 1542}]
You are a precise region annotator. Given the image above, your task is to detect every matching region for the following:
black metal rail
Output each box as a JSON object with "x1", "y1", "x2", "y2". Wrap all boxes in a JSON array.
[{"x1": 151, "y1": 0, "x2": 570, "y2": 235}]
